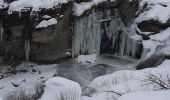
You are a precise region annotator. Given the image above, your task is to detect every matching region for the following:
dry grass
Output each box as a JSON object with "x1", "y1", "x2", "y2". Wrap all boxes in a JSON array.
[{"x1": 143, "y1": 73, "x2": 170, "y2": 90}]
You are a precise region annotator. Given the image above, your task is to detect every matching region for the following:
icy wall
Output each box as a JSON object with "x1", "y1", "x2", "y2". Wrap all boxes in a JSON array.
[
  {"x1": 0, "y1": 0, "x2": 145, "y2": 64},
  {"x1": 72, "y1": 10, "x2": 103, "y2": 56},
  {"x1": 72, "y1": 7, "x2": 143, "y2": 59}
]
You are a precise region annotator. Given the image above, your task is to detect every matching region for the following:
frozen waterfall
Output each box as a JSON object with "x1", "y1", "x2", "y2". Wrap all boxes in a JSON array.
[
  {"x1": 72, "y1": 8, "x2": 143, "y2": 59},
  {"x1": 72, "y1": 10, "x2": 103, "y2": 57}
]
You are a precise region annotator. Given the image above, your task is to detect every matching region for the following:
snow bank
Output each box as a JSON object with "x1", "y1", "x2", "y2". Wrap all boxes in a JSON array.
[
  {"x1": 137, "y1": 0, "x2": 170, "y2": 23},
  {"x1": 150, "y1": 27, "x2": 170, "y2": 42},
  {"x1": 118, "y1": 90, "x2": 170, "y2": 100},
  {"x1": 84, "y1": 60, "x2": 170, "y2": 99},
  {"x1": 140, "y1": 0, "x2": 170, "y2": 5},
  {"x1": 140, "y1": 27, "x2": 170, "y2": 58},
  {"x1": 136, "y1": 4, "x2": 170, "y2": 23},
  {"x1": 76, "y1": 54, "x2": 97, "y2": 64},
  {"x1": 40, "y1": 77, "x2": 82, "y2": 100},
  {"x1": 0, "y1": 63, "x2": 57, "y2": 99},
  {"x1": 8, "y1": 0, "x2": 70, "y2": 14},
  {"x1": 35, "y1": 18, "x2": 57, "y2": 28},
  {"x1": 0, "y1": 0, "x2": 8, "y2": 9}
]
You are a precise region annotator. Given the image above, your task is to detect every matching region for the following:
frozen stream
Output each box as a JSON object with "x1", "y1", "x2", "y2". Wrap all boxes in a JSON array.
[
  {"x1": 0, "y1": 55, "x2": 137, "y2": 98},
  {"x1": 57, "y1": 55, "x2": 136, "y2": 88}
]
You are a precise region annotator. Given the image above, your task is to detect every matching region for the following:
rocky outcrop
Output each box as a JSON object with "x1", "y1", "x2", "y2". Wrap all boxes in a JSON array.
[
  {"x1": 136, "y1": 54, "x2": 170, "y2": 70},
  {"x1": 0, "y1": 0, "x2": 142, "y2": 64},
  {"x1": 1, "y1": 5, "x2": 72, "y2": 64}
]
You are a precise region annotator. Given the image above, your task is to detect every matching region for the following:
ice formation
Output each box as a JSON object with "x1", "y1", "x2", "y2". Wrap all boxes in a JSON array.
[
  {"x1": 40, "y1": 77, "x2": 82, "y2": 100},
  {"x1": 72, "y1": 9, "x2": 143, "y2": 59},
  {"x1": 24, "y1": 21, "x2": 31, "y2": 61},
  {"x1": 24, "y1": 39, "x2": 30, "y2": 62},
  {"x1": 72, "y1": 10, "x2": 103, "y2": 57}
]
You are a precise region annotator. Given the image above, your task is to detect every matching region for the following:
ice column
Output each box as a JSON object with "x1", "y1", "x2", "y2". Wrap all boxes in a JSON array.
[
  {"x1": 72, "y1": 10, "x2": 103, "y2": 57},
  {"x1": 24, "y1": 18, "x2": 31, "y2": 62}
]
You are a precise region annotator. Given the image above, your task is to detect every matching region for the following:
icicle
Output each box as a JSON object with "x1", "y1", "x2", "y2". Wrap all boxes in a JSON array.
[
  {"x1": 119, "y1": 33, "x2": 127, "y2": 56},
  {"x1": 24, "y1": 39, "x2": 30, "y2": 62},
  {"x1": 24, "y1": 16, "x2": 32, "y2": 62},
  {"x1": 19, "y1": 11, "x2": 22, "y2": 19},
  {"x1": 0, "y1": 19, "x2": 4, "y2": 41}
]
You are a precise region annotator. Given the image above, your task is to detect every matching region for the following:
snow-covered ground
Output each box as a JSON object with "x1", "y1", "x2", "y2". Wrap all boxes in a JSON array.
[
  {"x1": 37, "y1": 59, "x2": 170, "y2": 100},
  {"x1": 0, "y1": 54, "x2": 136, "y2": 100},
  {"x1": 0, "y1": 63, "x2": 57, "y2": 99},
  {"x1": 118, "y1": 90, "x2": 170, "y2": 100}
]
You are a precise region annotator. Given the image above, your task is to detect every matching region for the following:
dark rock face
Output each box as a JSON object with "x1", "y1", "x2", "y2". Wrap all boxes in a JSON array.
[
  {"x1": 137, "y1": 20, "x2": 170, "y2": 33},
  {"x1": 31, "y1": 8, "x2": 72, "y2": 63},
  {"x1": 1, "y1": 0, "x2": 141, "y2": 64},
  {"x1": 136, "y1": 54, "x2": 170, "y2": 70},
  {"x1": 116, "y1": 0, "x2": 139, "y2": 25},
  {"x1": 2, "y1": 6, "x2": 72, "y2": 64}
]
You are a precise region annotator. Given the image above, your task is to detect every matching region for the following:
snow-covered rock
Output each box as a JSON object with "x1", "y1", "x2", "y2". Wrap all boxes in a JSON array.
[
  {"x1": 137, "y1": 0, "x2": 170, "y2": 24},
  {"x1": 0, "y1": 0, "x2": 8, "y2": 9},
  {"x1": 8, "y1": 0, "x2": 70, "y2": 14},
  {"x1": 35, "y1": 18, "x2": 57, "y2": 28},
  {"x1": 83, "y1": 59, "x2": 170, "y2": 99},
  {"x1": 40, "y1": 77, "x2": 82, "y2": 100}
]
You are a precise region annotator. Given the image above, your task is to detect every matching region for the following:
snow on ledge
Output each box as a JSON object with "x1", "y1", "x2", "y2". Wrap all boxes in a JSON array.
[
  {"x1": 35, "y1": 18, "x2": 57, "y2": 28},
  {"x1": 73, "y1": 0, "x2": 116, "y2": 16},
  {"x1": 76, "y1": 54, "x2": 97, "y2": 64},
  {"x1": 8, "y1": 0, "x2": 70, "y2": 14}
]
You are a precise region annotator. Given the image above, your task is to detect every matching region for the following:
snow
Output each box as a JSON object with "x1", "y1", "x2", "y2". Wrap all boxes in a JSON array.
[
  {"x1": 83, "y1": 59, "x2": 170, "y2": 100},
  {"x1": 150, "y1": 27, "x2": 170, "y2": 42},
  {"x1": 136, "y1": 4, "x2": 170, "y2": 23},
  {"x1": 35, "y1": 18, "x2": 57, "y2": 28},
  {"x1": 42, "y1": 15, "x2": 51, "y2": 19},
  {"x1": 0, "y1": 0, "x2": 8, "y2": 9},
  {"x1": 8, "y1": 0, "x2": 70, "y2": 14},
  {"x1": 136, "y1": 0, "x2": 170, "y2": 24},
  {"x1": 140, "y1": 27, "x2": 170, "y2": 59},
  {"x1": 76, "y1": 54, "x2": 97, "y2": 64},
  {"x1": 0, "y1": 63, "x2": 57, "y2": 99},
  {"x1": 140, "y1": 0, "x2": 170, "y2": 5},
  {"x1": 40, "y1": 77, "x2": 82, "y2": 100},
  {"x1": 118, "y1": 90, "x2": 170, "y2": 100},
  {"x1": 73, "y1": 0, "x2": 107, "y2": 16}
]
